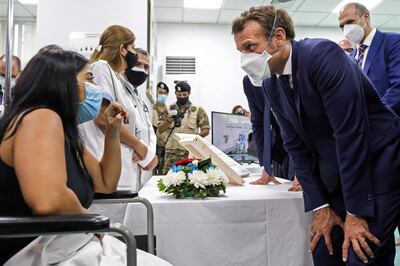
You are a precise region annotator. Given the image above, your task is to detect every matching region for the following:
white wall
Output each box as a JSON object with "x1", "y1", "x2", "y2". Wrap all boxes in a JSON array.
[
  {"x1": 36, "y1": 0, "x2": 154, "y2": 116},
  {"x1": 156, "y1": 23, "x2": 345, "y2": 120},
  {"x1": 157, "y1": 23, "x2": 246, "y2": 117},
  {"x1": 36, "y1": 0, "x2": 149, "y2": 51}
]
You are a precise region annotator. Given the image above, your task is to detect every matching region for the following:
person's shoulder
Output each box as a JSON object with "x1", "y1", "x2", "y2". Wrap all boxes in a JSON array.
[
  {"x1": 195, "y1": 106, "x2": 207, "y2": 114},
  {"x1": 297, "y1": 38, "x2": 342, "y2": 63},
  {"x1": 16, "y1": 108, "x2": 64, "y2": 137},
  {"x1": 243, "y1": 75, "x2": 251, "y2": 84},
  {"x1": 380, "y1": 30, "x2": 400, "y2": 39},
  {"x1": 379, "y1": 31, "x2": 400, "y2": 47},
  {"x1": 23, "y1": 108, "x2": 62, "y2": 126},
  {"x1": 298, "y1": 38, "x2": 338, "y2": 52},
  {"x1": 91, "y1": 60, "x2": 112, "y2": 72}
]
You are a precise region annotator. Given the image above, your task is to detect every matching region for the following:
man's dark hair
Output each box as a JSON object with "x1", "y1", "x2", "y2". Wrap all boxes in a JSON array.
[
  {"x1": 0, "y1": 54, "x2": 22, "y2": 72},
  {"x1": 345, "y1": 2, "x2": 369, "y2": 17},
  {"x1": 231, "y1": 5, "x2": 295, "y2": 41},
  {"x1": 0, "y1": 49, "x2": 91, "y2": 180}
]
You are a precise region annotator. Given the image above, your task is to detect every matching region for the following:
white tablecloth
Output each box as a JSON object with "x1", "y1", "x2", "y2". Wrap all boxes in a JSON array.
[{"x1": 123, "y1": 175, "x2": 314, "y2": 266}]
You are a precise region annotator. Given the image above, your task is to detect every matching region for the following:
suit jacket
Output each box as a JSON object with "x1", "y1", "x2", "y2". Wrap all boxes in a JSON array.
[
  {"x1": 356, "y1": 30, "x2": 400, "y2": 115},
  {"x1": 243, "y1": 76, "x2": 273, "y2": 174},
  {"x1": 243, "y1": 76, "x2": 292, "y2": 177},
  {"x1": 263, "y1": 38, "x2": 400, "y2": 217}
]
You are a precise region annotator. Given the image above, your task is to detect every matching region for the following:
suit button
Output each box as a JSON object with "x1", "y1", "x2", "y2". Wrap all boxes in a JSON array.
[{"x1": 367, "y1": 194, "x2": 373, "y2": 201}]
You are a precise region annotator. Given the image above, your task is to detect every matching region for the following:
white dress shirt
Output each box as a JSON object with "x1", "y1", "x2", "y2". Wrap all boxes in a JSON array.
[{"x1": 356, "y1": 28, "x2": 377, "y2": 69}]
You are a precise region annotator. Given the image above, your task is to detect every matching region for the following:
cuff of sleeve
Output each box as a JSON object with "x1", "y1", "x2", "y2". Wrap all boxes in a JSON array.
[
  {"x1": 137, "y1": 141, "x2": 155, "y2": 168},
  {"x1": 346, "y1": 211, "x2": 358, "y2": 217},
  {"x1": 264, "y1": 166, "x2": 272, "y2": 176},
  {"x1": 344, "y1": 192, "x2": 374, "y2": 218},
  {"x1": 313, "y1": 203, "x2": 330, "y2": 212}
]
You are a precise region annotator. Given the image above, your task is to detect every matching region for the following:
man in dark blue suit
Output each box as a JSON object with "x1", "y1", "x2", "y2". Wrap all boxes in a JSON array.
[
  {"x1": 339, "y1": 2, "x2": 400, "y2": 116},
  {"x1": 242, "y1": 75, "x2": 277, "y2": 184},
  {"x1": 242, "y1": 75, "x2": 299, "y2": 188},
  {"x1": 233, "y1": 5, "x2": 400, "y2": 266}
]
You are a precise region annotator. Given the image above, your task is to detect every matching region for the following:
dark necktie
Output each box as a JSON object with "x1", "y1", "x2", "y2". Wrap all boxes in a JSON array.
[
  {"x1": 279, "y1": 75, "x2": 294, "y2": 102},
  {"x1": 356, "y1": 44, "x2": 368, "y2": 68}
]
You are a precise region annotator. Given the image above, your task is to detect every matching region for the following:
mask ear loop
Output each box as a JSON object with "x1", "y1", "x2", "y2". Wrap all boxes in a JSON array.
[
  {"x1": 359, "y1": 14, "x2": 367, "y2": 30},
  {"x1": 267, "y1": 12, "x2": 278, "y2": 44}
]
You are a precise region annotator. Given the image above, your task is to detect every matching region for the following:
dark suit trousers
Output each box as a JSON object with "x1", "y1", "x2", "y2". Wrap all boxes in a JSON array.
[{"x1": 312, "y1": 138, "x2": 400, "y2": 266}]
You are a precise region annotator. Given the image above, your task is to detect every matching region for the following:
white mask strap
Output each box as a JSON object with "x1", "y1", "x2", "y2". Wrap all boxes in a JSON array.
[{"x1": 267, "y1": 12, "x2": 278, "y2": 44}]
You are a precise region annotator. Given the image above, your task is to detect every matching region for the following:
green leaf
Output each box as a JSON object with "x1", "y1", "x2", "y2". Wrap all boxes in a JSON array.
[{"x1": 157, "y1": 179, "x2": 166, "y2": 192}]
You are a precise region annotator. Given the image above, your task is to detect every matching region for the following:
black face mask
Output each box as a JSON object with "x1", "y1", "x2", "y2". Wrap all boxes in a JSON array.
[
  {"x1": 177, "y1": 96, "x2": 189, "y2": 106},
  {"x1": 124, "y1": 50, "x2": 138, "y2": 69},
  {"x1": 125, "y1": 68, "x2": 148, "y2": 87}
]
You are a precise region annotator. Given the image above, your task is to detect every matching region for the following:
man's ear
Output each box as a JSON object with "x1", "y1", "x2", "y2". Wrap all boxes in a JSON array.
[
  {"x1": 274, "y1": 28, "x2": 287, "y2": 46},
  {"x1": 363, "y1": 12, "x2": 371, "y2": 24}
]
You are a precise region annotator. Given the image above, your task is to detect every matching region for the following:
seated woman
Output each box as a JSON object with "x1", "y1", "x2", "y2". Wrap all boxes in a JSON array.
[{"x1": 0, "y1": 48, "x2": 170, "y2": 265}]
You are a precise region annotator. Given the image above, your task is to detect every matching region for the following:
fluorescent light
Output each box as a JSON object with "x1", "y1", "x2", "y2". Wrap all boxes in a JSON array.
[
  {"x1": 18, "y1": 0, "x2": 38, "y2": 4},
  {"x1": 332, "y1": 0, "x2": 383, "y2": 13},
  {"x1": 184, "y1": 0, "x2": 223, "y2": 9}
]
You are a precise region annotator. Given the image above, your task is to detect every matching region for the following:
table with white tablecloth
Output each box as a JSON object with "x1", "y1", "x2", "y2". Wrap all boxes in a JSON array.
[{"x1": 123, "y1": 175, "x2": 314, "y2": 266}]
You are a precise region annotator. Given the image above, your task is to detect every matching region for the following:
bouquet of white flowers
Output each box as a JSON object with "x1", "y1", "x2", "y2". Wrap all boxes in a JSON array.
[{"x1": 157, "y1": 158, "x2": 229, "y2": 198}]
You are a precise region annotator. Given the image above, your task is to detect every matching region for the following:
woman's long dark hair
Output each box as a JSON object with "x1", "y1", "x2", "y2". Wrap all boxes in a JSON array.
[{"x1": 0, "y1": 48, "x2": 90, "y2": 177}]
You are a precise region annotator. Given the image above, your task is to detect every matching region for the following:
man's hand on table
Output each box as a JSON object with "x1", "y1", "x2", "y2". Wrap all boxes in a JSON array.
[
  {"x1": 309, "y1": 206, "x2": 344, "y2": 255},
  {"x1": 250, "y1": 170, "x2": 281, "y2": 185},
  {"x1": 288, "y1": 176, "x2": 303, "y2": 192}
]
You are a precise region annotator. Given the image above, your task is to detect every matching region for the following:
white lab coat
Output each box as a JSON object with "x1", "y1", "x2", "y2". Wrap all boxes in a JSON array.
[{"x1": 79, "y1": 60, "x2": 156, "y2": 191}]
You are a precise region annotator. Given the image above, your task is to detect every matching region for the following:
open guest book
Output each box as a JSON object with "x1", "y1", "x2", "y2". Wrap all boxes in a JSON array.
[{"x1": 174, "y1": 133, "x2": 249, "y2": 185}]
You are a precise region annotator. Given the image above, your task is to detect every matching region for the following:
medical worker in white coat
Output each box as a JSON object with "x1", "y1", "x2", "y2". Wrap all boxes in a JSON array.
[{"x1": 80, "y1": 25, "x2": 157, "y2": 195}]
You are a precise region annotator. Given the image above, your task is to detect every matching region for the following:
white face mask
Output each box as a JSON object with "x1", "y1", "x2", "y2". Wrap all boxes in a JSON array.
[
  {"x1": 343, "y1": 17, "x2": 366, "y2": 44},
  {"x1": 241, "y1": 51, "x2": 273, "y2": 86},
  {"x1": 240, "y1": 41, "x2": 290, "y2": 87}
]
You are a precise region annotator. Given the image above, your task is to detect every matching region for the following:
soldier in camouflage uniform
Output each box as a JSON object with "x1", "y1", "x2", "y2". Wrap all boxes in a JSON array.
[
  {"x1": 152, "y1": 82, "x2": 170, "y2": 174},
  {"x1": 157, "y1": 81, "x2": 210, "y2": 174}
]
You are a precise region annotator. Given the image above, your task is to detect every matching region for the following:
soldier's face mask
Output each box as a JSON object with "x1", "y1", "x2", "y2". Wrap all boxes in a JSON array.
[{"x1": 176, "y1": 96, "x2": 189, "y2": 106}]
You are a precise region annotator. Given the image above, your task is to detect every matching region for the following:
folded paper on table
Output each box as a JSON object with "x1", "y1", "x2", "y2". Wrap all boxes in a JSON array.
[{"x1": 174, "y1": 133, "x2": 249, "y2": 185}]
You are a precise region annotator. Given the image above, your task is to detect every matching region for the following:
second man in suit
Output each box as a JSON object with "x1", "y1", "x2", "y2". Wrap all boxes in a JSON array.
[{"x1": 339, "y1": 2, "x2": 400, "y2": 116}]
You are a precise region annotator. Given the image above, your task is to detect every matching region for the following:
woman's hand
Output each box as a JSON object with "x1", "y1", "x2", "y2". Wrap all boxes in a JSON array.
[
  {"x1": 132, "y1": 152, "x2": 143, "y2": 163},
  {"x1": 133, "y1": 141, "x2": 148, "y2": 160},
  {"x1": 104, "y1": 102, "x2": 128, "y2": 135},
  {"x1": 143, "y1": 155, "x2": 158, "y2": 171}
]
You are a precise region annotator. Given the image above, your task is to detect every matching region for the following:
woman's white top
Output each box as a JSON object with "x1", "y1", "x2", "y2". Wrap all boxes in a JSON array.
[{"x1": 79, "y1": 60, "x2": 156, "y2": 190}]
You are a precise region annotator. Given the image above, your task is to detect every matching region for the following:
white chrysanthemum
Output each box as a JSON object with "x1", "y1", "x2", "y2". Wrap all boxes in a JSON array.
[
  {"x1": 163, "y1": 171, "x2": 187, "y2": 187},
  {"x1": 192, "y1": 160, "x2": 199, "y2": 166},
  {"x1": 207, "y1": 168, "x2": 229, "y2": 186},
  {"x1": 221, "y1": 175, "x2": 229, "y2": 186},
  {"x1": 188, "y1": 170, "x2": 209, "y2": 189}
]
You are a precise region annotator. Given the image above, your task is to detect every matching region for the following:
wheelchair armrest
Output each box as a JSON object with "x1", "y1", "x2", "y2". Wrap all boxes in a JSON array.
[
  {"x1": 0, "y1": 214, "x2": 109, "y2": 235},
  {"x1": 95, "y1": 190, "x2": 138, "y2": 200}
]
